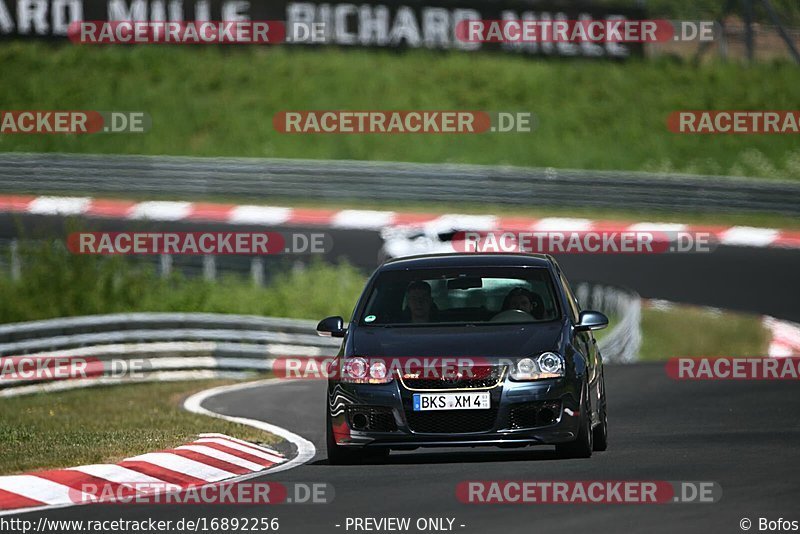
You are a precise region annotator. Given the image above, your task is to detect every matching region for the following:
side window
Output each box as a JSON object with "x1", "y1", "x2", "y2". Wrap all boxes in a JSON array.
[
  {"x1": 560, "y1": 274, "x2": 581, "y2": 322},
  {"x1": 553, "y1": 263, "x2": 580, "y2": 322}
]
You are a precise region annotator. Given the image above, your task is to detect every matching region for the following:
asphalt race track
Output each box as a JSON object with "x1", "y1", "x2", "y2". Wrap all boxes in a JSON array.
[{"x1": 5, "y1": 212, "x2": 800, "y2": 533}]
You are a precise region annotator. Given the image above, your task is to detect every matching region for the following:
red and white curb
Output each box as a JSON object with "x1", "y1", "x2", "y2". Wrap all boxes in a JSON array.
[
  {"x1": 0, "y1": 433, "x2": 285, "y2": 515},
  {"x1": 182, "y1": 379, "x2": 316, "y2": 476},
  {"x1": 764, "y1": 316, "x2": 800, "y2": 357},
  {"x1": 2, "y1": 194, "x2": 800, "y2": 249}
]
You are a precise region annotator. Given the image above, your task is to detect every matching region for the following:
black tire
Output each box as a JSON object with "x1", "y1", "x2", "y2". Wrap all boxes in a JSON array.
[
  {"x1": 592, "y1": 374, "x2": 608, "y2": 452},
  {"x1": 326, "y1": 412, "x2": 389, "y2": 465},
  {"x1": 556, "y1": 383, "x2": 593, "y2": 459}
]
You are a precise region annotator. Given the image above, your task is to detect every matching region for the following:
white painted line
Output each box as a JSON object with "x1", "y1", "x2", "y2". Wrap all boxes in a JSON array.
[
  {"x1": 720, "y1": 226, "x2": 779, "y2": 247},
  {"x1": 128, "y1": 201, "x2": 193, "y2": 221},
  {"x1": 0, "y1": 475, "x2": 89, "y2": 505},
  {"x1": 184, "y1": 378, "x2": 316, "y2": 476},
  {"x1": 28, "y1": 196, "x2": 91, "y2": 216},
  {"x1": 123, "y1": 452, "x2": 235, "y2": 482},
  {"x1": 175, "y1": 445, "x2": 265, "y2": 471},
  {"x1": 332, "y1": 210, "x2": 395, "y2": 229},
  {"x1": 193, "y1": 438, "x2": 285, "y2": 464},
  {"x1": 533, "y1": 217, "x2": 593, "y2": 232},
  {"x1": 228, "y1": 205, "x2": 292, "y2": 225}
]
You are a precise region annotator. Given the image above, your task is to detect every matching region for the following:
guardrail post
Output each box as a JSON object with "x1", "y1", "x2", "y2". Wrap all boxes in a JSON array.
[
  {"x1": 160, "y1": 254, "x2": 172, "y2": 278},
  {"x1": 203, "y1": 255, "x2": 216, "y2": 281},
  {"x1": 717, "y1": 21, "x2": 728, "y2": 61},
  {"x1": 10, "y1": 239, "x2": 21, "y2": 281},
  {"x1": 251, "y1": 258, "x2": 264, "y2": 286}
]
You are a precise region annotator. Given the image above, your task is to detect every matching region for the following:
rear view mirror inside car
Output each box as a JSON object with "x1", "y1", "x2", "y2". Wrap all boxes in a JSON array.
[{"x1": 447, "y1": 277, "x2": 483, "y2": 290}]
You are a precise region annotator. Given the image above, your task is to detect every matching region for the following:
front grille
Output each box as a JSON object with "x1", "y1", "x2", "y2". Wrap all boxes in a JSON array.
[
  {"x1": 507, "y1": 401, "x2": 562, "y2": 429},
  {"x1": 400, "y1": 366, "x2": 505, "y2": 391},
  {"x1": 346, "y1": 406, "x2": 397, "y2": 432},
  {"x1": 405, "y1": 408, "x2": 498, "y2": 433}
]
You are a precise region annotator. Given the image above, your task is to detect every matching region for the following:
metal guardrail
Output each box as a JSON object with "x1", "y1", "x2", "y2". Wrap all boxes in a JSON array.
[
  {"x1": 0, "y1": 313, "x2": 329, "y2": 343},
  {"x1": 1, "y1": 153, "x2": 799, "y2": 215},
  {"x1": 0, "y1": 313, "x2": 340, "y2": 356},
  {"x1": 575, "y1": 282, "x2": 642, "y2": 364},
  {"x1": 0, "y1": 313, "x2": 342, "y2": 396}
]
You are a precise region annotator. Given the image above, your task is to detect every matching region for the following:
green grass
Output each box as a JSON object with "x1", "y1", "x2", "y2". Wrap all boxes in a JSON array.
[
  {"x1": 1, "y1": 42, "x2": 800, "y2": 179},
  {"x1": 0, "y1": 380, "x2": 277, "y2": 474},
  {"x1": 638, "y1": 304, "x2": 770, "y2": 361}
]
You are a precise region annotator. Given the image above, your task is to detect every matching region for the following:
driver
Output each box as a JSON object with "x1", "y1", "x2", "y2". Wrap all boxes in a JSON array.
[
  {"x1": 501, "y1": 287, "x2": 537, "y2": 315},
  {"x1": 405, "y1": 280, "x2": 437, "y2": 323}
]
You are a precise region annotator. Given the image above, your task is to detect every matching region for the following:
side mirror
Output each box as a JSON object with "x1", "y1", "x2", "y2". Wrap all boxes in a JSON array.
[
  {"x1": 575, "y1": 310, "x2": 609, "y2": 332},
  {"x1": 317, "y1": 316, "x2": 346, "y2": 338}
]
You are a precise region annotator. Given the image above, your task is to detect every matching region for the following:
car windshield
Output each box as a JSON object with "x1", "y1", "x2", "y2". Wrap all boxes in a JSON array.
[{"x1": 359, "y1": 267, "x2": 561, "y2": 326}]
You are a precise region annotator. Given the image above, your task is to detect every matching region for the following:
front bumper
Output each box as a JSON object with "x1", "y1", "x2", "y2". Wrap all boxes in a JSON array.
[{"x1": 328, "y1": 375, "x2": 583, "y2": 449}]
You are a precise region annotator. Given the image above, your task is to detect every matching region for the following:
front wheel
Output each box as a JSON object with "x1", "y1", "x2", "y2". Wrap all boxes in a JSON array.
[
  {"x1": 555, "y1": 383, "x2": 593, "y2": 459},
  {"x1": 592, "y1": 373, "x2": 608, "y2": 452}
]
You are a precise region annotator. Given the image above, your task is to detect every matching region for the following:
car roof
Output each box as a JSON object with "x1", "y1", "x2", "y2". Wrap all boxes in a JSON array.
[{"x1": 380, "y1": 253, "x2": 553, "y2": 271}]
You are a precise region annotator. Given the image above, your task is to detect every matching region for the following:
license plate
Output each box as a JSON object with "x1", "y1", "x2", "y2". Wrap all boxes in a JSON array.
[{"x1": 412, "y1": 392, "x2": 490, "y2": 411}]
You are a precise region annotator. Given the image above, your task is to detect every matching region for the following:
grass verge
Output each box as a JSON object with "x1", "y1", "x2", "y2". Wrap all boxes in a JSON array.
[
  {"x1": 1, "y1": 43, "x2": 799, "y2": 179},
  {"x1": 0, "y1": 379, "x2": 277, "y2": 474},
  {"x1": 638, "y1": 302, "x2": 770, "y2": 361}
]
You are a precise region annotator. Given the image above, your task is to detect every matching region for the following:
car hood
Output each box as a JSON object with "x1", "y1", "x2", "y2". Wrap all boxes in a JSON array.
[{"x1": 349, "y1": 321, "x2": 564, "y2": 360}]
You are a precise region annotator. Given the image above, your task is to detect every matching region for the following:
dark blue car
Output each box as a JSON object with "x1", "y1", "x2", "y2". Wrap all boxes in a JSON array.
[{"x1": 317, "y1": 253, "x2": 609, "y2": 464}]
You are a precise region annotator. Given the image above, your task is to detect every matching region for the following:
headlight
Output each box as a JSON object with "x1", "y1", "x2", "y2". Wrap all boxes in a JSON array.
[
  {"x1": 515, "y1": 358, "x2": 536, "y2": 377},
  {"x1": 537, "y1": 352, "x2": 564, "y2": 376},
  {"x1": 341, "y1": 357, "x2": 393, "y2": 384},
  {"x1": 509, "y1": 352, "x2": 565, "y2": 380},
  {"x1": 344, "y1": 357, "x2": 367, "y2": 380},
  {"x1": 370, "y1": 360, "x2": 388, "y2": 380}
]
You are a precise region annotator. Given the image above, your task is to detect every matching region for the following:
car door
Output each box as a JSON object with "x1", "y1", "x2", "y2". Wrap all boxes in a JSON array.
[{"x1": 553, "y1": 262, "x2": 599, "y2": 415}]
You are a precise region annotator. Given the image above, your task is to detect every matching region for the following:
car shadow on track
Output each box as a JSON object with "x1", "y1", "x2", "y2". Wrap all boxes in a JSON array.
[{"x1": 311, "y1": 447, "x2": 578, "y2": 466}]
